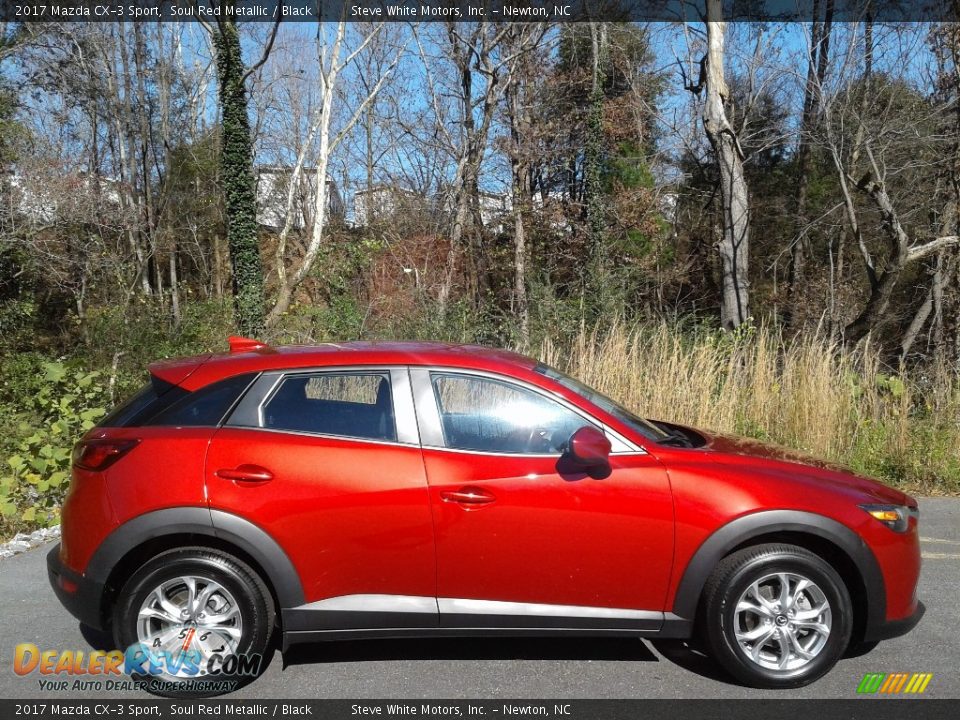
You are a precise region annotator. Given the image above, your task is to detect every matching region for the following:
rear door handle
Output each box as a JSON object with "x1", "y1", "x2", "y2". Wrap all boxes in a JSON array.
[
  {"x1": 440, "y1": 486, "x2": 496, "y2": 507},
  {"x1": 215, "y1": 464, "x2": 273, "y2": 484}
]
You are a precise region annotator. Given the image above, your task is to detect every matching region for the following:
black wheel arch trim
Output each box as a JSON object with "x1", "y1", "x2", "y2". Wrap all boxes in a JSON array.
[
  {"x1": 84, "y1": 507, "x2": 305, "y2": 611},
  {"x1": 672, "y1": 509, "x2": 886, "y2": 637}
]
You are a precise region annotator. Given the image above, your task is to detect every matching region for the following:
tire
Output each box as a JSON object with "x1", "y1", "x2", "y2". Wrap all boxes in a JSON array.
[
  {"x1": 112, "y1": 547, "x2": 275, "y2": 697},
  {"x1": 699, "y1": 543, "x2": 852, "y2": 688}
]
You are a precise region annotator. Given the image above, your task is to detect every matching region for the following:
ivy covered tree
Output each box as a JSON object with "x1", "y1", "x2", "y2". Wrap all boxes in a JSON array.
[{"x1": 204, "y1": 10, "x2": 279, "y2": 337}]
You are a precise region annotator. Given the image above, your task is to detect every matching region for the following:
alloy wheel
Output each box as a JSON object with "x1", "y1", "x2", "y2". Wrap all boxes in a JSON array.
[
  {"x1": 136, "y1": 575, "x2": 243, "y2": 678},
  {"x1": 732, "y1": 571, "x2": 832, "y2": 671}
]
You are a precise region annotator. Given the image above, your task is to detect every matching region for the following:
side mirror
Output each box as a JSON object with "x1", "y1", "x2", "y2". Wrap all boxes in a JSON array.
[{"x1": 567, "y1": 426, "x2": 611, "y2": 468}]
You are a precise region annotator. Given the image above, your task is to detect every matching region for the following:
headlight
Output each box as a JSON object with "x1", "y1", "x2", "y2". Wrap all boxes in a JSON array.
[{"x1": 859, "y1": 504, "x2": 918, "y2": 533}]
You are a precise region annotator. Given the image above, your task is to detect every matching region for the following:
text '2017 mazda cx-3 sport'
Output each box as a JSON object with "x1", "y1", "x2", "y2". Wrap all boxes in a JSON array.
[{"x1": 47, "y1": 337, "x2": 923, "y2": 695}]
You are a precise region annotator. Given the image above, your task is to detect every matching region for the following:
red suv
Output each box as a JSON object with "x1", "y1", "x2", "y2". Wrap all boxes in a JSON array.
[{"x1": 48, "y1": 338, "x2": 923, "y2": 694}]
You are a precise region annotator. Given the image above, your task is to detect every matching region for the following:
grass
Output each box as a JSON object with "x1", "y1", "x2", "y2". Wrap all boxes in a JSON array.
[{"x1": 539, "y1": 322, "x2": 960, "y2": 495}]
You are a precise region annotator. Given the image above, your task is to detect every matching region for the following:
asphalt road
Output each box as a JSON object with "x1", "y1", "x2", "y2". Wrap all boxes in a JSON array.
[{"x1": 2, "y1": 498, "x2": 958, "y2": 700}]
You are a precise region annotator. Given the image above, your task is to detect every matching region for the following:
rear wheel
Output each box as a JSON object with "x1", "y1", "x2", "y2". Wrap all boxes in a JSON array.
[
  {"x1": 112, "y1": 547, "x2": 274, "y2": 697},
  {"x1": 700, "y1": 543, "x2": 852, "y2": 688}
]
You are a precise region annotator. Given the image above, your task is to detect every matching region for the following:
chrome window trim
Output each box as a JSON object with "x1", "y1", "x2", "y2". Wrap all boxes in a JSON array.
[
  {"x1": 409, "y1": 366, "x2": 643, "y2": 455},
  {"x1": 390, "y1": 368, "x2": 420, "y2": 445},
  {"x1": 211, "y1": 425, "x2": 421, "y2": 449},
  {"x1": 223, "y1": 363, "x2": 644, "y2": 454},
  {"x1": 225, "y1": 365, "x2": 420, "y2": 448},
  {"x1": 409, "y1": 367, "x2": 444, "y2": 447}
]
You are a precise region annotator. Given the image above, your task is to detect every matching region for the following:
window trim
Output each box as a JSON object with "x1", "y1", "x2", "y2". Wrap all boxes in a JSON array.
[
  {"x1": 224, "y1": 366, "x2": 419, "y2": 447},
  {"x1": 409, "y1": 367, "x2": 642, "y2": 457}
]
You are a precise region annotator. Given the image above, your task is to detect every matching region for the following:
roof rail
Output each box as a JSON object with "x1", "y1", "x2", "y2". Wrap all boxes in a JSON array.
[{"x1": 227, "y1": 336, "x2": 270, "y2": 354}]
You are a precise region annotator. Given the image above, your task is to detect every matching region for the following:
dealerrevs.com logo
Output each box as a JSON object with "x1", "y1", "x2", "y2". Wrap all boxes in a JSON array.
[
  {"x1": 13, "y1": 643, "x2": 262, "y2": 693},
  {"x1": 857, "y1": 673, "x2": 934, "y2": 695}
]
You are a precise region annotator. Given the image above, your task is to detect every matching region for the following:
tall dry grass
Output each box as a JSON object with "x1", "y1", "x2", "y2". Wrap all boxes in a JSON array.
[{"x1": 539, "y1": 322, "x2": 960, "y2": 494}]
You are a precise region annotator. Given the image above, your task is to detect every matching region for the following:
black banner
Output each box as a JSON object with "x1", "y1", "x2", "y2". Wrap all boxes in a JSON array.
[
  {"x1": 1, "y1": 0, "x2": 960, "y2": 24},
  {"x1": 1, "y1": 701, "x2": 959, "y2": 719}
]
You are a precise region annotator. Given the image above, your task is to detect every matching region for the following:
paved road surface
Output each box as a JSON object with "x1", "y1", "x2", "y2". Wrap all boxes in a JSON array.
[{"x1": 2, "y1": 498, "x2": 957, "y2": 700}]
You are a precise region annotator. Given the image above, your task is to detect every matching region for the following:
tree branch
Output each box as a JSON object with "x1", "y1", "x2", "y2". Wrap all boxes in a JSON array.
[
  {"x1": 907, "y1": 236, "x2": 960, "y2": 262},
  {"x1": 240, "y1": 10, "x2": 283, "y2": 86}
]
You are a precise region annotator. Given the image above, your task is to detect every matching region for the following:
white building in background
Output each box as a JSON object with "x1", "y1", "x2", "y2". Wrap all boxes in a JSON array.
[
  {"x1": 255, "y1": 166, "x2": 344, "y2": 231},
  {"x1": 477, "y1": 191, "x2": 511, "y2": 233},
  {"x1": 352, "y1": 185, "x2": 424, "y2": 227},
  {"x1": 352, "y1": 185, "x2": 513, "y2": 230},
  {"x1": 4, "y1": 171, "x2": 124, "y2": 225}
]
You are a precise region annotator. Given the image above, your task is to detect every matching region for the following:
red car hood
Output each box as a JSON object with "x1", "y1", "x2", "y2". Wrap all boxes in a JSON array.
[{"x1": 688, "y1": 428, "x2": 911, "y2": 506}]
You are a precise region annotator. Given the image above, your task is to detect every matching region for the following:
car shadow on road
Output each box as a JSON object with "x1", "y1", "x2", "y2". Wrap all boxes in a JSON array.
[
  {"x1": 79, "y1": 623, "x2": 114, "y2": 650},
  {"x1": 79, "y1": 623, "x2": 286, "y2": 679},
  {"x1": 282, "y1": 636, "x2": 738, "y2": 687},
  {"x1": 282, "y1": 636, "x2": 658, "y2": 666},
  {"x1": 649, "y1": 640, "x2": 739, "y2": 685},
  {"x1": 80, "y1": 623, "x2": 738, "y2": 687}
]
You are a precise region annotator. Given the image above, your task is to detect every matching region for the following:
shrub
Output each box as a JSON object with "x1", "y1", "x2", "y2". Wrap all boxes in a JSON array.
[{"x1": 0, "y1": 356, "x2": 110, "y2": 534}]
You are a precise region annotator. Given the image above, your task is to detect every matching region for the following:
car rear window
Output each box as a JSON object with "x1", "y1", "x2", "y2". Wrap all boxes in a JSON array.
[
  {"x1": 149, "y1": 373, "x2": 258, "y2": 427},
  {"x1": 99, "y1": 376, "x2": 186, "y2": 428}
]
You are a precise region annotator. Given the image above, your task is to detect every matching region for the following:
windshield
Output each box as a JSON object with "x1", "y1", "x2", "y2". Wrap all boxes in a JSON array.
[{"x1": 534, "y1": 364, "x2": 669, "y2": 442}]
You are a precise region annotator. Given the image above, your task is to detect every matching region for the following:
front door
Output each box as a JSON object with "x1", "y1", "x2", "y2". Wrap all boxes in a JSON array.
[{"x1": 411, "y1": 369, "x2": 674, "y2": 630}]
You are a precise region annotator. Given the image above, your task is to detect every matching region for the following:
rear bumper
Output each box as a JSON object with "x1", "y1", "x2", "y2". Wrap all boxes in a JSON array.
[
  {"x1": 46, "y1": 543, "x2": 106, "y2": 631},
  {"x1": 864, "y1": 600, "x2": 925, "y2": 642}
]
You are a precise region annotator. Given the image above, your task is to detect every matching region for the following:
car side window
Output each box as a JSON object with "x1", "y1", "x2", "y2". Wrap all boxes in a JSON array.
[
  {"x1": 430, "y1": 373, "x2": 590, "y2": 454},
  {"x1": 262, "y1": 372, "x2": 396, "y2": 442}
]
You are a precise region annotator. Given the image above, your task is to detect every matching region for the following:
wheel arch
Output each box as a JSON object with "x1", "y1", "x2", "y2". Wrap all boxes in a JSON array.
[
  {"x1": 672, "y1": 509, "x2": 884, "y2": 643},
  {"x1": 87, "y1": 508, "x2": 304, "y2": 628}
]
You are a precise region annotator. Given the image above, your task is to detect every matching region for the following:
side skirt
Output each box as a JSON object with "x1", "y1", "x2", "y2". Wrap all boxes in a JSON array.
[{"x1": 280, "y1": 595, "x2": 693, "y2": 649}]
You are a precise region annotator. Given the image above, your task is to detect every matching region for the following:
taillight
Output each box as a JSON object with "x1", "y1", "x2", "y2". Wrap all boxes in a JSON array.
[{"x1": 72, "y1": 438, "x2": 140, "y2": 471}]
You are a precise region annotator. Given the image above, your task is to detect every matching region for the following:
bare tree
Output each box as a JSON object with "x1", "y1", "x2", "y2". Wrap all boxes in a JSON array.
[
  {"x1": 684, "y1": 0, "x2": 751, "y2": 328},
  {"x1": 787, "y1": 0, "x2": 835, "y2": 324},
  {"x1": 266, "y1": 20, "x2": 404, "y2": 325},
  {"x1": 502, "y1": 23, "x2": 549, "y2": 348},
  {"x1": 823, "y1": 24, "x2": 960, "y2": 345}
]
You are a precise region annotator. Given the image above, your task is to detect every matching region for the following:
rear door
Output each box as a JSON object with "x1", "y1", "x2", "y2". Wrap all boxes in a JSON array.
[{"x1": 205, "y1": 367, "x2": 437, "y2": 628}]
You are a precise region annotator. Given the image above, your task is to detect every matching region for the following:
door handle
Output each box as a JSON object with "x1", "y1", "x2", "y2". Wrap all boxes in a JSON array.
[
  {"x1": 215, "y1": 464, "x2": 274, "y2": 484},
  {"x1": 440, "y1": 486, "x2": 496, "y2": 507}
]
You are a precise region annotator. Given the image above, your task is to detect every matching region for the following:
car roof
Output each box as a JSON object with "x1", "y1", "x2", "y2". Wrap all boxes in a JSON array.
[{"x1": 149, "y1": 340, "x2": 539, "y2": 391}]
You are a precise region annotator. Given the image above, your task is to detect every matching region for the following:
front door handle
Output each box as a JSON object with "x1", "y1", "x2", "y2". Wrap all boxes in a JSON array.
[
  {"x1": 215, "y1": 464, "x2": 273, "y2": 484},
  {"x1": 440, "y1": 486, "x2": 496, "y2": 507}
]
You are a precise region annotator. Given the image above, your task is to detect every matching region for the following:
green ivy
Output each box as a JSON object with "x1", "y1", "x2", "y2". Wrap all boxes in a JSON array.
[{"x1": 213, "y1": 18, "x2": 265, "y2": 337}]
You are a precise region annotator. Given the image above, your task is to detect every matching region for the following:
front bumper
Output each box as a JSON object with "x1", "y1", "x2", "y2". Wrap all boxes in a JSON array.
[{"x1": 46, "y1": 543, "x2": 106, "y2": 630}]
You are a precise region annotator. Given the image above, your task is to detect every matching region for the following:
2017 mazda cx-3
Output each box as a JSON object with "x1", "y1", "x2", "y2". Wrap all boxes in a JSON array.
[{"x1": 47, "y1": 337, "x2": 923, "y2": 694}]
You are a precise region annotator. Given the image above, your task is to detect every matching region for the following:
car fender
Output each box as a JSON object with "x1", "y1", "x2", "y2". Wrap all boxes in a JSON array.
[
  {"x1": 84, "y1": 507, "x2": 305, "y2": 609},
  {"x1": 671, "y1": 509, "x2": 885, "y2": 633}
]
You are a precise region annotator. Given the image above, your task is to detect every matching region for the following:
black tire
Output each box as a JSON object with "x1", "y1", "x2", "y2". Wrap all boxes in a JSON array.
[
  {"x1": 699, "y1": 543, "x2": 852, "y2": 688},
  {"x1": 112, "y1": 547, "x2": 275, "y2": 697}
]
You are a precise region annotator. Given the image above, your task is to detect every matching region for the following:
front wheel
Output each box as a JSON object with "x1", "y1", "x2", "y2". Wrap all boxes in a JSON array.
[
  {"x1": 112, "y1": 547, "x2": 275, "y2": 697},
  {"x1": 700, "y1": 543, "x2": 852, "y2": 688}
]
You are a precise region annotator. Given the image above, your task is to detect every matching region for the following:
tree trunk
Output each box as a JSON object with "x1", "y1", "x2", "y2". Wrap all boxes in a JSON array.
[
  {"x1": 843, "y1": 174, "x2": 960, "y2": 344},
  {"x1": 584, "y1": 22, "x2": 607, "y2": 309},
  {"x1": 169, "y1": 251, "x2": 181, "y2": 327},
  {"x1": 788, "y1": 0, "x2": 833, "y2": 325},
  {"x1": 704, "y1": 0, "x2": 750, "y2": 329},
  {"x1": 213, "y1": 18, "x2": 265, "y2": 337}
]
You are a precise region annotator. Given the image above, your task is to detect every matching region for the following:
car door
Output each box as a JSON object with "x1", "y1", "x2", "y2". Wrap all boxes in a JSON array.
[
  {"x1": 410, "y1": 368, "x2": 674, "y2": 630},
  {"x1": 205, "y1": 367, "x2": 438, "y2": 629}
]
